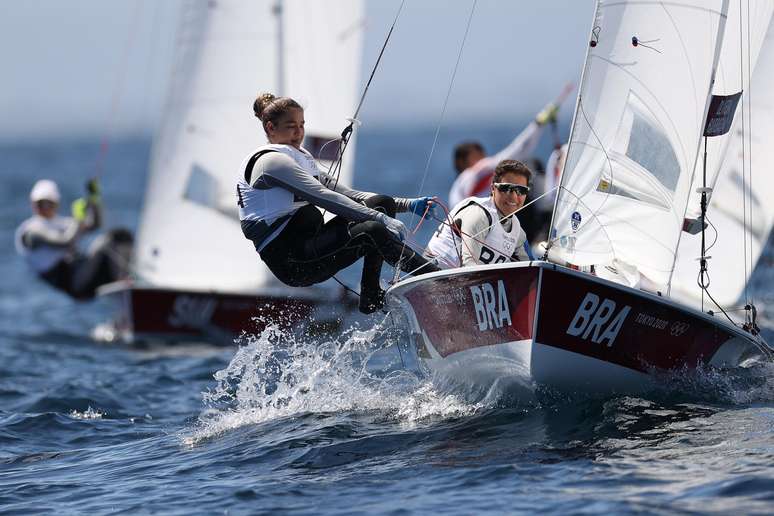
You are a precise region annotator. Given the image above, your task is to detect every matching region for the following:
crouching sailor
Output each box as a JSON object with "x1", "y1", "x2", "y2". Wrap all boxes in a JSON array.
[
  {"x1": 426, "y1": 159, "x2": 535, "y2": 268},
  {"x1": 238, "y1": 92, "x2": 440, "y2": 314},
  {"x1": 15, "y1": 179, "x2": 133, "y2": 299}
]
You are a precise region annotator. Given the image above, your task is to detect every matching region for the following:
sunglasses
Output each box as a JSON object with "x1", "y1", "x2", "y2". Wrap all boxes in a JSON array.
[{"x1": 493, "y1": 182, "x2": 529, "y2": 195}]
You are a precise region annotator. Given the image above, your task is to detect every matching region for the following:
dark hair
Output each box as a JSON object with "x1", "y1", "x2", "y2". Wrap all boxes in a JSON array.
[
  {"x1": 523, "y1": 157, "x2": 545, "y2": 176},
  {"x1": 493, "y1": 159, "x2": 532, "y2": 184},
  {"x1": 253, "y1": 92, "x2": 303, "y2": 134},
  {"x1": 453, "y1": 141, "x2": 485, "y2": 174}
]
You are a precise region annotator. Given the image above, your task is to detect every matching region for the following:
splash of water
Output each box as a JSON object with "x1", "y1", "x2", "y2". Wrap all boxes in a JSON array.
[
  {"x1": 183, "y1": 319, "x2": 484, "y2": 445},
  {"x1": 69, "y1": 406, "x2": 105, "y2": 420},
  {"x1": 648, "y1": 359, "x2": 774, "y2": 405}
]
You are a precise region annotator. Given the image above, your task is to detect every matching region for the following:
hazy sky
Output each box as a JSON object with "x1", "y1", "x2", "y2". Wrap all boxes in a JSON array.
[{"x1": 0, "y1": 0, "x2": 593, "y2": 141}]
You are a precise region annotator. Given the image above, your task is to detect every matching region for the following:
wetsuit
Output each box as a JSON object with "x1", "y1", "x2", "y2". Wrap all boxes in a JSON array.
[{"x1": 237, "y1": 145, "x2": 439, "y2": 313}]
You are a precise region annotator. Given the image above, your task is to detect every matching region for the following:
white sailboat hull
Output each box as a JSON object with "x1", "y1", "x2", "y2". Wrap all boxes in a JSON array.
[{"x1": 388, "y1": 262, "x2": 767, "y2": 398}]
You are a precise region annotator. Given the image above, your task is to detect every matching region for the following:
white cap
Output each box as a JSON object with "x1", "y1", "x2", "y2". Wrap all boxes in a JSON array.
[{"x1": 30, "y1": 179, "x2": 61, "y2": 203}]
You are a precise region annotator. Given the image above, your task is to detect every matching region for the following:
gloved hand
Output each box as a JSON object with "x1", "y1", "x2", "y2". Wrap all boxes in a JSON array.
[
  {"x1": 535, "y1": 102, "x2": 559, "y2": 126},
  {"x1": 407, "y1": 196, "x2": 438, "y2": 218},
  {"x1": 71, "y1": 197, "x2": 89, "y2": 222},
  {"x1": 376, "y1": 212, "x2": 408, "y2": 242},
  {"x1": 72, "y1": 178, "x2": 101, "y2": 222},
  {"x1": 85, "y1": 178, "x2": 100, "y2": 201}
]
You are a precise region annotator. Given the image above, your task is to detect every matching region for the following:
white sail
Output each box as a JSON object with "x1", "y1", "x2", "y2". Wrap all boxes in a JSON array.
[
  {"x1": 672, "y1": 17, "x2": 774, "y2": 308},
  {"x1": 549, "y1": 0, "x2": 728, "y2": 292},
  {"x1": 134, "y1": 0, "x2": 363, "y2": 294}
]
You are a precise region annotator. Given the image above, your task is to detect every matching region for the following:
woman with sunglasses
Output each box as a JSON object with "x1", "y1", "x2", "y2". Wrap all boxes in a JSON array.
[
  {"x1": 238, "y1": 93, "x2": 440, "y2": 314},
  {"x1": 426, "y1": 160, "x2": 535, "y2": 268}
]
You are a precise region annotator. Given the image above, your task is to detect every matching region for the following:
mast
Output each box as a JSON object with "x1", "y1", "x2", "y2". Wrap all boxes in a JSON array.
[{"x1": 666, "y1": 0, "x2": 731, "y2": 294}]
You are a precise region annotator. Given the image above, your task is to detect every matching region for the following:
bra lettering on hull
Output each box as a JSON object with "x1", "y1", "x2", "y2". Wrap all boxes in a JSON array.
[
  {"x1": 567, "y1": 292, "x2": 631, "y2": 347},
  {"x1": 470, "y1": 280, "x2": 512, "y2": 332}
]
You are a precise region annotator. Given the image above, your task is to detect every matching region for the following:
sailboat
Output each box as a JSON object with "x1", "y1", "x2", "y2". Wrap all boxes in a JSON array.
[
  {"x1": 98, "y1": 0, "x2": 364, "y2": 344},
  {"x1": 386, "y1": 0, "x2": 773, "y2": 396}
]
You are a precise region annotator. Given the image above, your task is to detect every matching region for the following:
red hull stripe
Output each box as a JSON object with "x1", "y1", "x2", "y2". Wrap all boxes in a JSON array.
[
  {"x1": 109, "y1": 288, "x2": 317, "y2": 339},
  {"x1": 404, "y1": 267, "x2": 538, "y2": 358},
  {"x1": 536, "y1": 268, "x2": 735, "y2": 372}
]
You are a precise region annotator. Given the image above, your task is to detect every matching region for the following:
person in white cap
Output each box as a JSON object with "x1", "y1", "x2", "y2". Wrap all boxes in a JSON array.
[{"x1": 15, "y1": 178, "x2": 133, "y2": 299}]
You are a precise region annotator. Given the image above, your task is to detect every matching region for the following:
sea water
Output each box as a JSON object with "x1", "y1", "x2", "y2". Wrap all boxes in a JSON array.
[{"x1": 2, "y1": 129, "x2": 774, "y2": 514}]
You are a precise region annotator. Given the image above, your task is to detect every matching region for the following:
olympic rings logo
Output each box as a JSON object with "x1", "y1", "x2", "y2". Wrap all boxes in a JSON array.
[{"x1": 669, "y1": 321, "x2": 690, "y2": 337}]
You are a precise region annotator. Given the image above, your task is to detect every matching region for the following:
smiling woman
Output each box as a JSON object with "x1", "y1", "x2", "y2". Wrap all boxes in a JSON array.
[
  {"x1": 425, "y1": 159, "x2": 536, "y2": 268},
  {"x1": 237, "y1": 92, "x2": 441, "y2": 314}
]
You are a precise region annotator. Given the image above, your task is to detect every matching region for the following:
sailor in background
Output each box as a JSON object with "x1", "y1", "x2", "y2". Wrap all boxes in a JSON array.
[
  {"x1": 238, "y1": 92, "x2": 440, "y2": 314},
  {"x1": 15, "y1": 179, "x2": 133, "y2": 299},
  {"x1": 427, "y1": 160, "x2": 535, "y2": 268},
  {"x1": 448, "y1": 102, "x2": 559, "y2": 207}
]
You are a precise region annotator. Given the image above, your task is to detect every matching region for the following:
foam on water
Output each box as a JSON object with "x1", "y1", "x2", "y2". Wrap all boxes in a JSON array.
[
  {"x1": 68, "y1": 406, "x2": 105, "y2": 420},
  {"x1": 184, "y1": 313, "x2": 774, "y2": 446},
  {"x1": 650, "y1": 360, "x2": 774, "y2": 405},
  {"x1": 183, "y1": 319, "x2": 484, "y2": 445}
]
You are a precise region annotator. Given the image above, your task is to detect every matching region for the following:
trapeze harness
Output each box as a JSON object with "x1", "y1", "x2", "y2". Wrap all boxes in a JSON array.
[
  {"x1": 237, "y1": 144, "x2": 439, "y2": 308},
  {"x1": 236, "y1": 144, "x2": 321, "y2": 252},
  {"x1": 426, "y1": 196, "x2": 534, "y2": 267}
]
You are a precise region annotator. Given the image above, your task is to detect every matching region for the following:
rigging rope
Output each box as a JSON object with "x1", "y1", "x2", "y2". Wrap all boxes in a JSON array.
[
  {"x1": 393, "y1": 0, "x2": 479, "y2": 283},
  {"x1": 310, "y1": 0, "x2": 408, "y2": 302},
  {"x1": 739, "y1": 0, "x2": 750, "y2": 307},
  {"x1": 745, "y1": 0, "x2": 755, "y2": 309},
  {"x1": 323, "y1": 0, "x2": 407, "y2": 198},
  {"x1": 93, "y1": 0, "x2": 144, "y2": 180}
]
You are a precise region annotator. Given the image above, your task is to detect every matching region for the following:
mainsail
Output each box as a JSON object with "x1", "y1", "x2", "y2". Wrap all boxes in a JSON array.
[
  {"x1": 672, "y1": 16, "x2": 774, "y2": 308},
  {"x1": 549, "y1": 0, "x2": 728, "y2": 291},
  {"x1": 134, "y1": 0, "x2": 363, "y2": 293}
]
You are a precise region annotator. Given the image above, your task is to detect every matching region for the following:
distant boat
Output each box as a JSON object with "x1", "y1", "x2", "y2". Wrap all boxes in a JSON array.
[
  {"x1": 98, "y1": 0, "x2": 364, "y2": 345},
  {"x1": 387, "y1": 0, "x2": 774, "y2": 397}
]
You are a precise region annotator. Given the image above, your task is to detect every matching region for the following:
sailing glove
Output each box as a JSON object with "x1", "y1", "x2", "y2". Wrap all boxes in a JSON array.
[
  {"x1": 86, "y1": 178, "x2": 100, "y2": 200},
  {"x1": 72, "y1": 178, "x2": 101, "y2": 222},
  {"x1": 535, "y1": 102, "x2": 559, "y2": 126},
  {"x1": 376, "y1": 213, "x2": 408, "y2": 242},
  {"x1": 407, "y1": 196, "x2": 438, "y2": 218}
]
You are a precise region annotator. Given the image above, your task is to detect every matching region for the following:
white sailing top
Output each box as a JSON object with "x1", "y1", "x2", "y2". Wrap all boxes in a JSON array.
[
  {"x1": 15, "y1": 215, "x2": 79, "y2": 273},
  {"x1": 426, "y1": 196, "x2": 533, "y2": 268}
]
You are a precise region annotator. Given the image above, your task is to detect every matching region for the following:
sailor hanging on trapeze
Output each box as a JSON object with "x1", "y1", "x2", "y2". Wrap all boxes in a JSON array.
[{"x1": 237, "y1": 92, "x2": 441, "y2": 314}]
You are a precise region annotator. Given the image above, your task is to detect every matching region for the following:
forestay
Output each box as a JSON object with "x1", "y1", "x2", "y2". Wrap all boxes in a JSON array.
[
  {"x1": 134, "y1": 0, "x2": 363, "y2": 293},
  {"x1": 549, "y1": 0, "x2": 728, "y2": 292},
  {"x1": 672, "y1": 16, "x2": 774, "y2": 308}
]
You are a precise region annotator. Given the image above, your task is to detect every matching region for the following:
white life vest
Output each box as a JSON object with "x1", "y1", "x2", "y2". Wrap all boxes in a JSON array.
[
  {"x1": 14, "y1": 215, "x2": 75, "y2": 273},
  {"x1": 236, "y1": 144, "x2": 321, "y2": 251},
  {"x1": 426, "y1": 196, "x2": 524, "y2": 268}
]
